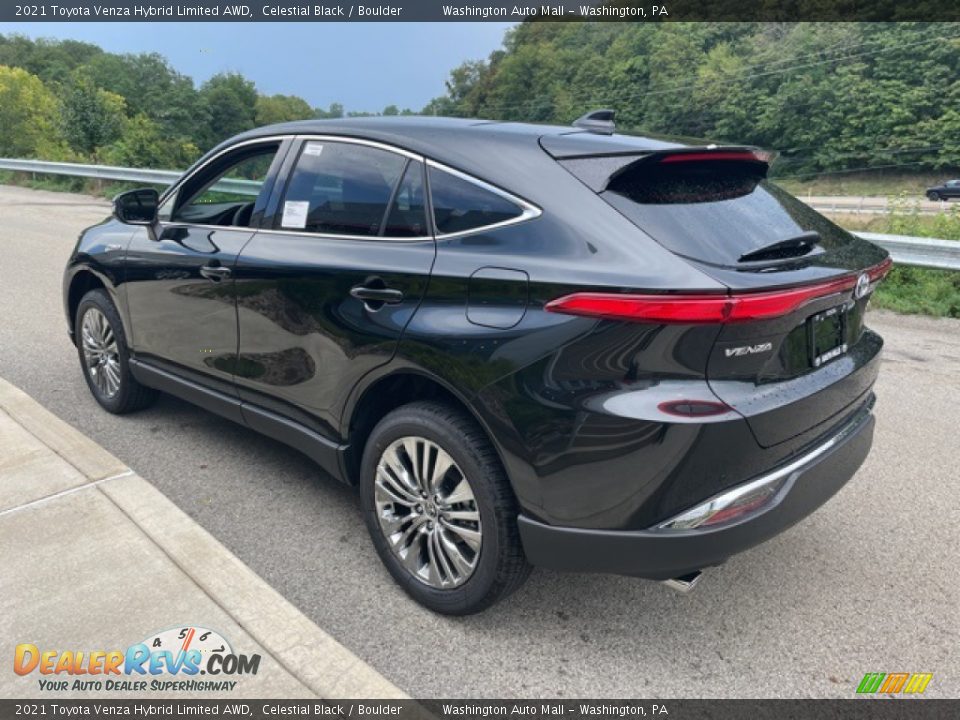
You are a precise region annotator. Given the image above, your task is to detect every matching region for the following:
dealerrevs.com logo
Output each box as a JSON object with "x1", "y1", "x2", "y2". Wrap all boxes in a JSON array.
[{"x1": 14, "y1": 626, "x2": 261, "y2": 693}]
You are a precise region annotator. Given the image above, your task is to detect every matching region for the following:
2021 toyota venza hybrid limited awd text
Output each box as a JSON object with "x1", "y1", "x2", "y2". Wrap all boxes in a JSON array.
[{"x1": 64, "y1": 114, "x2": 891, "y2": 613}]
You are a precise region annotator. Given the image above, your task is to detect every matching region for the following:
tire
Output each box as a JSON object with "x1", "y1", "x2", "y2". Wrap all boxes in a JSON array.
[
  {"x1": 360, "y1": 401, "x2": 531, "y2": 614},
  {"x1": 75, "y1": 289, "x2": 158, "y2": 414},
  {"x1": 928, "y1": 192, "x2": 941, "y2": 201}
]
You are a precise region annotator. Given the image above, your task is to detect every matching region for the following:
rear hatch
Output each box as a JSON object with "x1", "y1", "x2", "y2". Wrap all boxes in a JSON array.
[{"x1": 547, "y1": 137, "x2": 891, "y2": 447}]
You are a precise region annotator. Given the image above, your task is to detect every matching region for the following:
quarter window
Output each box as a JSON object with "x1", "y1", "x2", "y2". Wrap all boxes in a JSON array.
[
  {"x1": 280, "y1": 141, "x2": 406, "y2": 237},
  {"x1": 428, "y1": 166, "x2": 523, "y2": 235}
]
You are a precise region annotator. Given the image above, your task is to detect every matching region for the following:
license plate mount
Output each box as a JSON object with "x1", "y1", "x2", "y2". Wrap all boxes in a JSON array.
[{"x1": 808, "y1": 304, "x2": 849, "y2": 368}]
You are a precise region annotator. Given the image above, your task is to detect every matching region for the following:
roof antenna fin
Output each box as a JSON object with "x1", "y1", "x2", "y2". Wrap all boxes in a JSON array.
[{"x1": 573, "y1": 109, "x2": 616, "y2": 135}]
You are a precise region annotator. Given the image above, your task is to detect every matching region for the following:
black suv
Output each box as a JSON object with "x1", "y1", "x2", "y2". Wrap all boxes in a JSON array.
[
  {"x1": 64, "y1": 116, "x2": 890, "y2": 614},
  {"x1": 926, "y1": 179, "x2": 960, "y2": 201}
]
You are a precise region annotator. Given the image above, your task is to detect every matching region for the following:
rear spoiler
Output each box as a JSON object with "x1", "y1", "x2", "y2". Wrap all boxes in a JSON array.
[{"x1": 559, "y1": 146, "x2": 776, "y2": 192}]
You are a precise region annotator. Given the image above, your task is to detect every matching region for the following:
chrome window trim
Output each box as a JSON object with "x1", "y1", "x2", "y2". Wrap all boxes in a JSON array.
[
  {"x1": 293, "y1": 133, "x2": 423, "y2": 162},
  {"x1": 159, "y1": 134, "x2": 289, "y2": 205},
  {"x1": 156, "y1": 132, "x2": 541, "y2": 242},
  {"x1": 254, "y1": 227, "x2": 434, "y2": 243},
  {"x1": 426, "y1": 158, "x2": 542, "y2": 240}
]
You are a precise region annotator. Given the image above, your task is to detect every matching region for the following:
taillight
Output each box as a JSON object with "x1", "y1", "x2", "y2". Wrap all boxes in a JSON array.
[
  {"x1": 868, "y1": 256, "x2": 894, "y2": 283},
  {"x1": 545, "y1": 258, "x2": 893, "y2": 324},
  {"x1": 658, "y1": 150, "x2": 772, "y2": 165}
]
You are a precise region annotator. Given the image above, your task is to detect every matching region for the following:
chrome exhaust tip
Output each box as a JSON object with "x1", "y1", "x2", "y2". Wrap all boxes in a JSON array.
[{"x1": 661, "y1": 571, "x2": 702, "y2": 594}]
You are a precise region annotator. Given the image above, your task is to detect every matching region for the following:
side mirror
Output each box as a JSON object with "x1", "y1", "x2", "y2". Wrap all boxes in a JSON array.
[{"x1": 113, "y1": 188, "x2": 159, "y2": 225}]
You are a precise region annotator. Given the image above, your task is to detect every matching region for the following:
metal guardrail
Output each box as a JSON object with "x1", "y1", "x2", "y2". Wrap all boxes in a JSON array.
[
  {"x1": 2, "y1": 157, "x2": 958, "y2": 271},
  {"x1": 853, "y1": 232, "x2": 960, "y2": 272},
  {"x1": 808, "y1": 198, "x2": 950, "y2": 217},
  {"x1": 0, "y1": 158, "x2": 261, "y2": 196}
]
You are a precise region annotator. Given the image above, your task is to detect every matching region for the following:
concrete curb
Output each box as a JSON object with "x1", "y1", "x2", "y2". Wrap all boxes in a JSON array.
[
  {"x1": 0, "y1": 377, "x2": 406, "y2": 700},
  {"x1": 0, "y1": 377, "x2": 127, "y2": 481}
]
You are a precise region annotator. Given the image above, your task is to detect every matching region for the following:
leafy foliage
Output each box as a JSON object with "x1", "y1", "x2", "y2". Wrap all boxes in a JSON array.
[
  {"x1": 197, "y1": 73, "x2": 258, "y2": 150},
  {"x1": 59, "y1": 70, "x2": 127, "y2": 156},
  {"x1": 0, "y1": 33, "x2": 393, "y2": 169},
  {"x1": 99, "y1": 115, "x2": 199, "y2": 170},
  {"x1": 427, "y1": 22, "x2": 960, "y2": 178},
  {"x1": 255, "y1": 93, "x2": 315, "y2": 125},
  {"x1": 0, "y1": 65, "x2": 69, "y2": 159}
]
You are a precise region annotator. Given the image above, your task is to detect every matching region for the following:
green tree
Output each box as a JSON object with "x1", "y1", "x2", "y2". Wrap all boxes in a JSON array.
[
  {"x1": 84, "y1": 51, "x2": 204, "y2": 143},
  {"x1": 255, "y1": 93, "x2": 314, "y2": 125},
  {"x1": 101, "y1": 114, "x2": 199, "y2": 169},
  {"x1": 426, "y1": 22, "x2": 960, "y2": 178},
  {"x1": 0, "y1": 65, "x2": 68, "y2": 159},
  {"x1": 59, "y1": 70, "x2": 127, "y2": 156},
  {"x1": 0, "y1": 34, "x2": 102, "y2": 84},
  {"x1": 314, "y1": 102, "x2": 344, "y2": 119},
  {"x1": 198, "y1": 72, "x2": 258, "y2": 149}
]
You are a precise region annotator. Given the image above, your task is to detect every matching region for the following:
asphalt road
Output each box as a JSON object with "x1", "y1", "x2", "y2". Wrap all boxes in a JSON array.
[{"x1": 1, "y1": 184, "x2": 958, "y2": 698}]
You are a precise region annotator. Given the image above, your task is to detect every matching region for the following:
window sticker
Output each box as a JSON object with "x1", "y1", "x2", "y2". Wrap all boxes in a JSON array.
[
  {"x1": 281, "y1": 200, "x2": 309, "y2": 229},
  {"x1": 302, "y1": 142, "x2": 324, "y2": 157}
]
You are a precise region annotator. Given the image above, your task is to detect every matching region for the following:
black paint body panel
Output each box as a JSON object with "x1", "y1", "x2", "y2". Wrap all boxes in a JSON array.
[
  {"x1": 518, "y1": 403, "x2": 875, "y2": 579},
  {"x1": 63, "y1": 117, "x2": 887, "y2": 577}
]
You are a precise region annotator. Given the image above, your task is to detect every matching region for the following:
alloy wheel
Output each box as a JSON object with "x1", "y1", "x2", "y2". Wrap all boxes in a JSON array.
[
  {"x1": 81, "y1": 307, "x2": 121, "y2": 398},
  {"x1": 374, "y1": 436, "x2": 482, "y2": 589}
]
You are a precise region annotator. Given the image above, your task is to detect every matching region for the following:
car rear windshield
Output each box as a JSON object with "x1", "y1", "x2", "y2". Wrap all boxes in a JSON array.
[{"x1": 570, "y1": 157, "x2": 853, "y2": 267}]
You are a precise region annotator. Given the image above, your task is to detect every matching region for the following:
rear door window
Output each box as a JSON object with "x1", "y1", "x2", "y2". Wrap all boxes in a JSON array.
[
  {"x1": 428, "y1": 165, "x2": 523, "y2": 235},
  {"x1": 280, "y1": 140, "x2": 406, "y2": 237}
]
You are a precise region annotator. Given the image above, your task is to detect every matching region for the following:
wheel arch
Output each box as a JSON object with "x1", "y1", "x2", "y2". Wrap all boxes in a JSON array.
[
  {"x1": 66, "y1": 267, "x2": 134, "y2": 349},
  {"x1": 67, "y1": 269, "x2": 108, "y2": 344},
  {"x1": 342, "y1": 369, "x2": 513, "y2": 495}
]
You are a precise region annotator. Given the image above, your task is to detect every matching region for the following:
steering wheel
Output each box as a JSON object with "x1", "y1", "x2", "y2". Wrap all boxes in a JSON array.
[{"x1": 228, "y1": 202, "x2": 255, "y2": 227}]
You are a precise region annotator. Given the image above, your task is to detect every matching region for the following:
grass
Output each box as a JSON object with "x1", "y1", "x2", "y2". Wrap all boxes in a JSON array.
[
  {"x1": 774, "y1": 171, "x2": 958, "y2": 198},
  {"x1": 872, "y1": 265, "x2": 960, "y2": 318},
  {"x1": 829, "y1": 200, "x2": 960, "y2": 240}
]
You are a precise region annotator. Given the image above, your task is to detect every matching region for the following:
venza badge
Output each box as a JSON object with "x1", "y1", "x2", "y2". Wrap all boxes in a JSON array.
[{"x1": 725, "y1": 342, "x2": 773, "y2": 358}]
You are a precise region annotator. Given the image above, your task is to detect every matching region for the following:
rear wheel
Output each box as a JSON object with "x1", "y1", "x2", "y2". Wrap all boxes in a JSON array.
[
  {"x1": 360, "y1": 401, "x2": 530, "y2": 614},
  {"x1": 76, "y1": 289, "x2": 157, "y2": 414}
]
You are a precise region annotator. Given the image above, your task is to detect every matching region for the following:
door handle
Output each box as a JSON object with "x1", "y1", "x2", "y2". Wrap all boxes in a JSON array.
[
  {"x1": 350, "y1": 285, "x2": 404, "y2": 304},
  {"x1": 200, "y1": 265, "x2": 232, "y2": 282}
]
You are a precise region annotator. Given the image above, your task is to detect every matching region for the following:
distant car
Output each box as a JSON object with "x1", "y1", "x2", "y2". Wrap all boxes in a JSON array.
[
  {"x1": 64, "y1": 114, "x2": 891, "y2": 614},
  {"x1": 926, "y1": 179, "x2": 960, "y2": 201}
]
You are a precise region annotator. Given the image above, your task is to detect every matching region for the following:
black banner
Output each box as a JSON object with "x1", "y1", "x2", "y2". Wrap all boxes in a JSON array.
[
  {"x1": 2, "y1": 0, "x2": 959, "y2": 23},
  {"x1": 1, "y1": 700, "x2": 958, "y2": 719}
]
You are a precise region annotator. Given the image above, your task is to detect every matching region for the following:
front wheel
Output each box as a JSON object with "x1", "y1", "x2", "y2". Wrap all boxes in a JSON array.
[
  {"x1": 76, "y1": 289, "x2": 157, "y2": 414},
  {"x1": 360, "y1": 401, "x2": 531, "y2": 614},
  {"x1": 927, "y1": 192, "x2": 941, "y2": 201}
]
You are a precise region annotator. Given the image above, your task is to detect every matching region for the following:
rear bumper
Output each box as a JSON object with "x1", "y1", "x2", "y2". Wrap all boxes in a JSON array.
[{"x1": 517, "y1": 398, "x2": 875, "y2": 580}]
